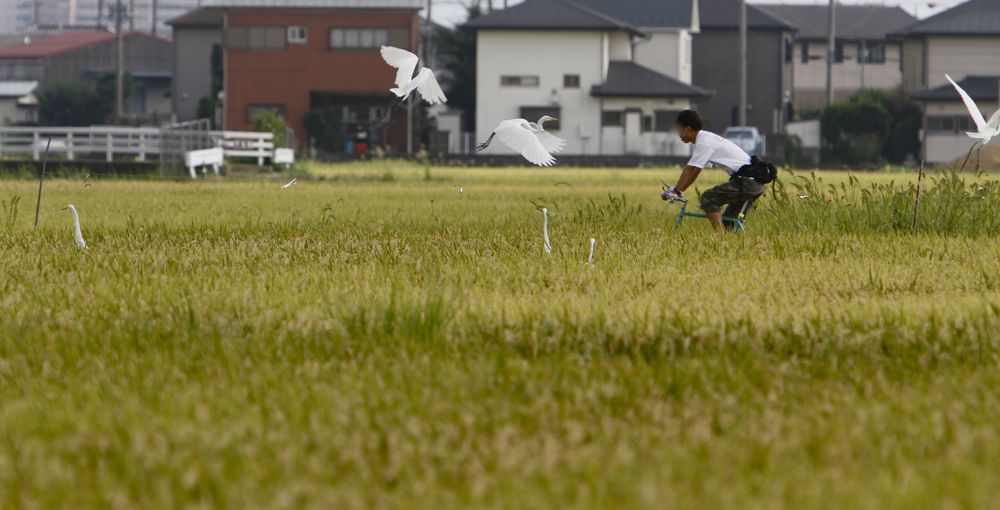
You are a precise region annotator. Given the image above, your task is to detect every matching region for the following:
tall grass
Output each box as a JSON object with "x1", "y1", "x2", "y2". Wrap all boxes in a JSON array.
[{"x1": 0, "y1": 165, "x2": 999, "y2": 508}]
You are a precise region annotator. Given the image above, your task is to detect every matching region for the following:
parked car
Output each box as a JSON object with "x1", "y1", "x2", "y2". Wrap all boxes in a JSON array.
[{"x1": 722, "y1": 126, "x2": 765, "y2": 156}]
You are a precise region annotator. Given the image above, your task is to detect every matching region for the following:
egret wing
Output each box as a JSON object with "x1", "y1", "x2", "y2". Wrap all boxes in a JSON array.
[
  {"x1": 535, "y1": 131, "x2": 566, "y2": 154},
  {"x1": 987, "y1": 109, "x2": 1000, "y2": 131},
  {"x1": 380, "y1": 46, "x2": 419, "y2": 88},
  {"x1": 415, "y1": 68, "x2": 448, "y2": 105},
  {"x1": 947, "y1": 74, "x2": 987, "y2": 132},
  {"x1": 495, "y1": 121, "x2": 556, "y2": 166}
]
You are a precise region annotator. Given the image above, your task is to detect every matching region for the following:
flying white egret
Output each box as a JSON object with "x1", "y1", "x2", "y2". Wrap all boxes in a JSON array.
[
  {"x1": 282, "y1": 177, "x2": 298, "y2": 189},
  {"x1": 377, "y1": 46, "x2": 447, "y2": 125},
  {"x1": 946, "y1": 74, "x2": 1000, "y2": 170},
  {"x1": 477, "y1": 116, "x2": 566, "y2": 167},
  {"x1": 542, "y1": 207, "x2": 552, "y2": 254},
  {"x1": 64, "y1": 204, "x2": 86, "y2": 248}
]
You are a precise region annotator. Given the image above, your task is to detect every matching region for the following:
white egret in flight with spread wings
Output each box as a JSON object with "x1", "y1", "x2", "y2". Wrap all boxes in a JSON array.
[
  {"x1": 477, "y1": 116, "x2": 566, "y2": 167},
  {"x1": 377, "y1": 46, "x2": 447, "y2": 125},
  {"x1": 946, "y1": 74, "x2": 1000, "y2": 170}
]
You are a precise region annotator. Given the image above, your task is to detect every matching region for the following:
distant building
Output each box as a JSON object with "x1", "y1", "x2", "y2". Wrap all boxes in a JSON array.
[
  {"x1": 693, "y1": 0, "x2": 794, "y2": 136},
  {"x1": 894, "y1": 0, "x2": 1000, "y2": 164},
  {"x1": 171, "y1": 0, "x2": 423, "y2": 153},
  {"x1": 465, "y1": 0, "x2": 708, "y2": 158},
  {"x1": 0, "y1": 81, "x2": 38, "y2": 124},
  {"x1": 0, "y1": 0, "x2": 202, "y2": 38},
  {"x1": 757, "y1": 4, "x2": 915, "y2": 112},
  {"x1": 0, "y1": 32, "x2": 172, "y2": 117}
]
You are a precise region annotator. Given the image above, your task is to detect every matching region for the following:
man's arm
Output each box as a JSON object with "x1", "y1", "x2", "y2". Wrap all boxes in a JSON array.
[{"x1": 673, "y1": 165, "x2": 702, "y2": 193}]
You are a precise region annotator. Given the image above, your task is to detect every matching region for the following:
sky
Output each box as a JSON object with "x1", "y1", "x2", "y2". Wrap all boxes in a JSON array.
[{"x1": 427, "y1": 0, "x2": 970, "y2": 27}]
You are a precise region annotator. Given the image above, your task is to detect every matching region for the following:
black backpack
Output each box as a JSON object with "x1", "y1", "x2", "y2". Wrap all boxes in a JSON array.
[{"x1": 735, "y1": 156, "x2": 777, "y2": 184}]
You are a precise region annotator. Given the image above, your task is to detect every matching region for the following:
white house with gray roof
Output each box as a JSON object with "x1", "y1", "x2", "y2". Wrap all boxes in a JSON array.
[
  {"x1": 465, "y1": 0, "x2": 707, "y2": 158},
  {"x1": 893, "y1": 0, "x2": 1000, "y2": 165}
]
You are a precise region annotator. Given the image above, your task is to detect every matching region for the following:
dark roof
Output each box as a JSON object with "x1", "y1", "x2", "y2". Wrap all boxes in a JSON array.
[
  {"x1": 168, "y1": 8, "x2": 224, "y2": 27},
  {"x1": 571, "y1": 0, "x2": 694, "y2": 29},
  {"x1": 464, "y1": 0, "x2": 644, "y2": 36},
  {"x1": 591, "y1": 60, "x2": 710, "y2": 98},
  {"x1": 757, "y1": 4, "x2": 915, "y2": 40},
  {"x1": 892, "y1": 0, "x2": 1000, "y2": 37},
  {"x1": 913, "y1": 76, "x2": 1000, "y2": 102},
  {"x1": 697, "y1": 0, "x2": 794, "y2": 31},
  {"x1": 0, "y1": 32, "x2": 168, "y2": 59}
]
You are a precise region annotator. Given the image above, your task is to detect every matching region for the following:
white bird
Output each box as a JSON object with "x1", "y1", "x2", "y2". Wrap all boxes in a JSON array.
[
  {"x1": 946, "y1": 74, "x2": 1000, "y2": 170},
  {"x1": 64, "y1": 204, "x2": 86, "y2": 248},
  {"x1": 377, "y1": 46, "x2": 446, "y2": 125},
  {"x1": 477, "y1": 116, "x2": 566, "y2": 167},
  {"x1": 542, "y1": 207, "x2": 552, "y2": 254},
  {"x1": 282, "y1": 177, "x2": 298, "y2": 189}
]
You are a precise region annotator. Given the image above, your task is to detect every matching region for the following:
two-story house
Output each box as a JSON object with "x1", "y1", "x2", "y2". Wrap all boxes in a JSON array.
[
  {"x1": 172, "y1": 0, "x2": 423, "y2": 153},
  {"x1": 465, "y1": 0, "x2": 707, "y2": 158},
  {"x1": 757, "y1": 4, "x2": 915, "y2": 113},
  {"x1": 893, "y1": 0, "x2": 1000, "y2": 165}
]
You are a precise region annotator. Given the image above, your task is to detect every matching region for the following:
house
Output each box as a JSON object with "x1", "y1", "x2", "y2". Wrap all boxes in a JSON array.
[
  {"x1": 757, "y1": 4, "x2": 915, "y2": 112},
  {"x1": 1, "y1": 0, "x2": 203, "y2": 38},
  {"x1": 692, "y1": 0, "x2": 794, "y2": 135},
  {"x1": 171, "y1": 0, "x2": 423, "y2": 153},
  {"x1": 168, "y1": 9, "x2": 223, "y2": 123},
  {"x1": 0, "y1": 81, "x2": 38, "y2": 124},
  {"x1": 465, "y1": 0, "x2": 708, "y2": 158},
  {"x1": 0, "y1": 32, "x2": 173, "y2": 117},
  {"x1": 893, "y1": 0, "x2": 1000, "y2": 165}
]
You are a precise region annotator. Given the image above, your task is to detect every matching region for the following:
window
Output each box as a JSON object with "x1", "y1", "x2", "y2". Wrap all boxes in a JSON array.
[
  {"x1": 642, "y1": 115, "x2": 653, "y2": 132},
  {"x1": 501, "y1": 75, "x2": 540, "y2": 87},
  {"x1": 329, "y1": 28, "x2": 402, "y2": 49},
  {"x1": 520, "y1": 107, "x2": 561, "y2": 130},
  {"x1": 833, "y1": 41, "x2": 844, "y2": 63},
  {"x1": 225, "y1": 27, "x2": 286, "y2": 50},
  {"x1": 926, "y1": 115, "x2": 979, "y2": 134},
  {"x1": 563, "y1": 74, "x2": 580, "y2": 88},
  {"x1": 288, "y1": 26, "x2": 308, "y2": 43},
  {"x1": 858, "y1": 42, "x2": 886, "y2": 64},
  {"x1": 654, "y1": 110, "x2": 681, "y2": 132},
  {"x1": 784, "y1": 37, "x2": 793, "y2": 64},
  {"x1": 602, "y1": 111, "x2": 622, "y2": 127},
  {"x1": 800, "y1": 42, "x2": 809, "y2": 64},
  {"x1": 247, "y1": 104, "x2": 285, "y2": 122}
]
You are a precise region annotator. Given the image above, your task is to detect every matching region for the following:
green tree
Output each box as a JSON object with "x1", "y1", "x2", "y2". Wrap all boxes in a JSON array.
[
  {"x1": 303, "y1": 108, "x2": 345, "y2": 154},
  {"x1": 37, "y1": 82, "x2": 107, "y2": 126},
  {"x1": 432, "y1": 4, "x2": 480, "y2": 128},
  {"x1": 821, "y1": 89, "x2": 920, "y2": 167},
  {"x1": 252, "y1": 109, "x2": 288, "y2": 148},
  {"x1": 95, "y1": 72, "x2": 134, "y2": 117}
]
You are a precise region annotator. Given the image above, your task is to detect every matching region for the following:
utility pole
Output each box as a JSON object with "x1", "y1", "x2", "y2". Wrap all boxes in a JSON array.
[
  {"x1": 826, "y1": 0, "x2": 836, "y2": 105},
  {"x1": 128, "y1": 0, "x2": 135, "y2": 32},
  {"x1": 738, "y1": 0, "x2": 747, "y2": 126},
  {"x1": 859, "y1": 40, "x2": 866, "y2": 90},
  {"x1": 151, "y1": 0, "x2": 158, "y2": 37},
  {"x1": 96, "y1": 0, "x2": 104, "y2": 29},
  {"x1": 115, "y1": 0, "x2": 125, "y2": 119}
]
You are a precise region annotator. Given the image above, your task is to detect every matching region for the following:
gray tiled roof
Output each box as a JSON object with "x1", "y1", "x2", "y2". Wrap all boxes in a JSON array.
[
  {"x1": 756, "y1": 4, "x2": 915, "y2": 40},
  {"x1": 167, "y1": 8, "x2": 223, "y2": 27},
  {"x1": 200, "y1": 0, "x2": 423, "y2": 7},
  {"x1": 571, "y1": 0, "x2": 694, "y2": 29},
  {"x1": 913, "y1": 76, "x2": 1000, "y2": 102},
  {"x1": 698, "y1": 0, "x2": 793, "y2": 31},
  {"x1": 891, "y1": 0, "x2": 1000, "y2": 37},
  {"x1": 464, "y1": 0, "x2": 644, "y2": 36},
  {"x1": 591, "y1": 61, "x2": 710, "y2": 98}
]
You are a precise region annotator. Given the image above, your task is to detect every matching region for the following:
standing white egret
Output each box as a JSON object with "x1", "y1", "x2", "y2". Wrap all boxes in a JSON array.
[
  {"x1": 377, "y1": 45, "x2": 447, "y2": 125},
  {"x1": 542, "y1": 207, "x2": 552, "y2": 254},
  {"x1": 478, "y1": 116, "x2": 566, "y2": 167},
  {"x1": 946, "y1": 74, "x2": 1000, "y2": 170},
  {"x1": 64, "y1": 204, "x2": 86, "y2": 248}
]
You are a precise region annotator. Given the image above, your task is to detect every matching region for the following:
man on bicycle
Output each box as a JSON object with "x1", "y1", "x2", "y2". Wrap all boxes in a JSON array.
[{"x1": 661, "y1": 110, "x2": 774, "y2": 231}]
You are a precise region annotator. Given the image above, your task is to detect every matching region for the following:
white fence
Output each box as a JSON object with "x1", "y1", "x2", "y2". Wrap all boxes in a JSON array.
[{"x1": 0, "y1": 126, "x2": 277, "y2": 167}]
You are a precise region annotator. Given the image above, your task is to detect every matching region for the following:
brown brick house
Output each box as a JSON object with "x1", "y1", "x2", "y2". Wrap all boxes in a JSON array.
[{"x1": 172, "y1": 0, "x2": 422, "y2": 153}]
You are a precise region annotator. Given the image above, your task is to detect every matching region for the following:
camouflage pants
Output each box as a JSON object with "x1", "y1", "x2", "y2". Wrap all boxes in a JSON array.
[{"x1": 700, "y1": 178, "x2": 765, "y2": 227}]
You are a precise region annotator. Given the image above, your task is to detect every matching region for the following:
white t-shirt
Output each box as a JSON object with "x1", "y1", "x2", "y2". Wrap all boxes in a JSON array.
[{"x1": 687, "y1": 130, "x2": 752, "y2": 175}]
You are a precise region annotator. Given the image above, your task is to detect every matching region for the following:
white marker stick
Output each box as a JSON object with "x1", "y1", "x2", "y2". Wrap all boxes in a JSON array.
[
  {"x1": 588, "y1": 238, "x2": 595, "y2": 265},
  {"x1": 282, "y1": 178, "x2": 298, "y2": 189},
  {"x1": 542, "y1": 208, "x2": 552, "y2": 254}
]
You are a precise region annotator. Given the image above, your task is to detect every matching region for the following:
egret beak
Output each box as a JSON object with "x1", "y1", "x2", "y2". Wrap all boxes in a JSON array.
[
  {"x1": 62, "y1": 206, "x2": 69, "y2": 211},
  {"x1": 550, "y1": 117, "x2": 559, "y2": 121}
]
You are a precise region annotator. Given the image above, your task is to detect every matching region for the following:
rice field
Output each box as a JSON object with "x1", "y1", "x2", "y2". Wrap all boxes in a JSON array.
[{"x1": 1, "y1": 161, "x2": 1000, "y2": 508}]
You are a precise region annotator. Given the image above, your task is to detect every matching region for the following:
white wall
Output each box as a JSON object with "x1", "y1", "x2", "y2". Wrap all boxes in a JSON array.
[
  {"x1": 927, "y1": 36, "x2": 1000, "y2": 89},
  {"x1": 923, "y1": 101, "x2": 982, "y2": 165},
  {"x1": 599, "y1": 97, "x2": 692, "y2": 156},
  {"x1": 476, "y1": 30, "x2": 605, "y2": 155},
  {"x1": 634, "y1": 29, "x2": 690, "y2": 83},
  {"x1": 791, "y1": 40, "x2": 903, "y2": 109}
]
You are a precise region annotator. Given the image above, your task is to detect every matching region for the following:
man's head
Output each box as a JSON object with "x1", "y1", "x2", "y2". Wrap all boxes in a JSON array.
[{"x1": 676, "y1": 110, "x2": 702, "y2": 144}]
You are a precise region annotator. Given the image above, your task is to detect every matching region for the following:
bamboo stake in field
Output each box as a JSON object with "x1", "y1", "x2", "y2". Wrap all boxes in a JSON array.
[
  {"x1": 912, "y1": 161, "x2": 924, "y2": 234},
  {"x1": 33, "y1": 137, "x2": 52, "y2": 228}
]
